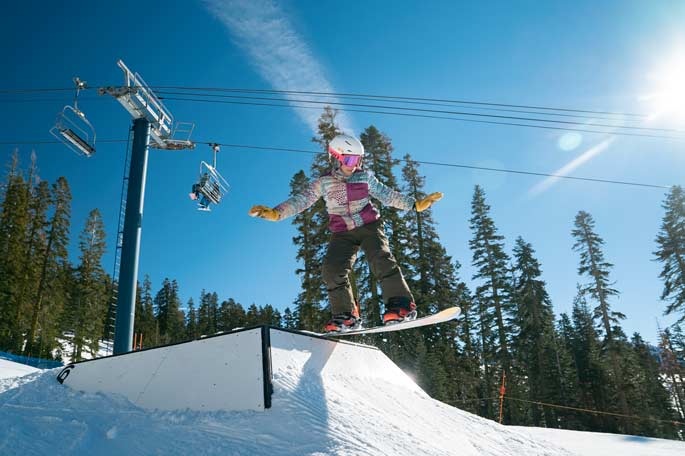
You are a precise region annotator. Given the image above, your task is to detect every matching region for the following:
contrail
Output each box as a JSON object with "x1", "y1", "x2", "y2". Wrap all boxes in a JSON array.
[{"x1": 203, "y1": 0, "x2": 355, "y2": 134}]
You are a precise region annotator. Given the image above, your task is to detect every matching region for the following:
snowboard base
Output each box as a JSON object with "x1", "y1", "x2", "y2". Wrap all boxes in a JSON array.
[{"x1": 316, "y1": 306, "x2": 461, "y2": 337}]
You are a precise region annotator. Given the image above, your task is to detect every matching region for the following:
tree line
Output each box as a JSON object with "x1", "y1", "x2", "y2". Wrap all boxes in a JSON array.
[{"x1": 1, "y1": 108, "x2": 684, "y2": 440}]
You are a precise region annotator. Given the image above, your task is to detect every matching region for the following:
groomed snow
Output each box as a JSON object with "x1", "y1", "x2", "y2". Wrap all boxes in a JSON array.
[
  {"x1": 514, "y1": 426, "x2": 685, "y2": 456},
  {"x1": 0, "y1": 367, "x2": 570, "y2": 456},
  {"x1": 0, "y1": 358, "x2": 38, "y2": 380},
  {"x1": 0, "y1": 330, "x2": 683, "y2": 455}
]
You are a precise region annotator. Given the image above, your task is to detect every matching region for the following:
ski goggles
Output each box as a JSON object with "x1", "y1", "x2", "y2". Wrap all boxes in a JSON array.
[{"x1": 329, "y1": 146, "x2": 363, "y2": 167}]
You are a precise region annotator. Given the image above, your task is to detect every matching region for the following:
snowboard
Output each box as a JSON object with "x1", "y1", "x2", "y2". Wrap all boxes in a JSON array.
[{"x1": 318, "y1": 306, "x2": 461, "y2": 337}]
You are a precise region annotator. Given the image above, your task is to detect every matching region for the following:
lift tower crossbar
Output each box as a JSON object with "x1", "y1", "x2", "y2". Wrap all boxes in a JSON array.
[{"x1": 99, "y1": 59, "x2": 196, "y2": 355}]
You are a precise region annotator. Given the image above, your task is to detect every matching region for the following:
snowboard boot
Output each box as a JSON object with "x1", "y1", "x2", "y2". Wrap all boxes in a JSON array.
[
  {"x1": 383, "y1": 296, "x2": 417, "y2": 325},
  {"x1": 324, "y1": 303, "x2": 361, "y2": 333}
]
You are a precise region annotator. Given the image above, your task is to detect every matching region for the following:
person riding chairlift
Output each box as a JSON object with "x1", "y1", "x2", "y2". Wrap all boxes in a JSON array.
[{"x1": 190, "y1": 173, "x2": 214, "y2": 209}]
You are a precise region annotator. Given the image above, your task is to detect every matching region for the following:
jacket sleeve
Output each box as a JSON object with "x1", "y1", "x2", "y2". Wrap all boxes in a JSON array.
[
  {"x1": 366, "y1": 171, "x2": 416, "y2": 211},
  {"x1": 273, "y1": 178, "x2": 323, "y2": 219}
]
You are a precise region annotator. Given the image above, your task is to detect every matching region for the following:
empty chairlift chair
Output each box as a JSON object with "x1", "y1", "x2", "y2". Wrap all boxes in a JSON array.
[{"x1": 50, "y1": 77, "x2": 96, "y2": 157}]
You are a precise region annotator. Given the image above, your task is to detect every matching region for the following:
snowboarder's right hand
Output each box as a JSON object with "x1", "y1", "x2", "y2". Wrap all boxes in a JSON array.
[{"x1": 248, "y1": 205, "x2": 280, "y2": 221}]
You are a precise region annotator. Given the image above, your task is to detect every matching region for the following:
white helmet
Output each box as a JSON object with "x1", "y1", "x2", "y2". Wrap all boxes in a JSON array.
[{"x1": 328, "y1": 134, "x2": 364, "y2": 168}]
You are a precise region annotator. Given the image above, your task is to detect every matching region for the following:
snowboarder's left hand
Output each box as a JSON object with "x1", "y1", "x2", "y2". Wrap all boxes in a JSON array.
[
  {"x1": 415, "y1": 192, "x2": 443, "y2": 212},
  {"x1": 248, "y1": 205, "x2": 281, "y2": 221}
]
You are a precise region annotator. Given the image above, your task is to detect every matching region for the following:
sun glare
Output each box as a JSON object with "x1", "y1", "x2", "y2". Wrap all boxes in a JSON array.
[{"x1": 642, "y1": 56, "x2": 685, "y2": 123}]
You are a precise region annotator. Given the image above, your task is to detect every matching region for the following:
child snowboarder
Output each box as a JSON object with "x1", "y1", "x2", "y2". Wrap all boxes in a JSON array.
[{"x1": 249, "y1": 134, "x2": 443, "y2": 333}]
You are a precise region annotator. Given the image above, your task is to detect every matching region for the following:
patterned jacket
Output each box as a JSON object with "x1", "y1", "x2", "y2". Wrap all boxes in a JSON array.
[{"x1": 274, "y1": 168, "x2": 416, "y2": 233}]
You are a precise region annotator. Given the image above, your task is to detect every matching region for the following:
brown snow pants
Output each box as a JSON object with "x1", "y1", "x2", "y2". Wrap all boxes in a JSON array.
[{"x1": 322, "y1": 220, "x2": 414, "y2": 315}]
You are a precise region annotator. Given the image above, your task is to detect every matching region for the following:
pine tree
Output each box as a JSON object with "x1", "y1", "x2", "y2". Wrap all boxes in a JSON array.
[
  {"x1": 0, "y1": 151, "x2": 31, "y2": 351},
  {"x1": 197, "y1": 289, "x2": 219, "y2": 336},
  {"x1": 25, "y1": 177, "x2": 71, "y2": 357},
  {"x1": 282, "y1": 307, "x2": 297, "y2": 329},
  {"x1": 260, "y1": 304, "x2": 282, "y2": 327},
  {"x1": 572, "y1": 210, "x2": 631, "y2": 432},
  {"x1": 469, "y1": 185, "x2": 515, "y2": 420},
  {"x1": 218, "y1": 298, "x2": 246, "y2": 331},
  {"x1": 511, "y1": 237, "x2": 558, "y2": 426},
  {"x1": 132, "y1": 279, "x2": 144, "y2": 343},
  {"x1": 451, "y1": 283, "x2": 482, "y2": 414},
  {"x1": 627, "y1": 333, "x2": 680, "y2": 438},
  {"x1": 208, "y1": 292, "x2": 219, "y2": 333},
  {"x1": 185, "y1": 298, "x2": 199, "y2": 340},
  {"x1": 553, "y1": 313, "x2": 583, "y2": 429},
  {"x1": 68, "y1": 209, "x2": 108, "y2": 360},
  {"x1": 395, "y1": 154, "x2": 473, "y2": 405},
  {"x1": 138, "y1": 274, "x2": 158, "y2": 347},
  {"x1": 244, "y1": 303, "x2": 260, "y2": 326},
  {"x1": 154, "y1": 279, "x2": 186, "y2": 344},
  {"x1": 658, "y1": 328, "x2": 685, "y2": 419},
  {"x1": 15, "y1": 156, "x2": 51, "y2": 351},
  {"x1": 568, "y1": 288, "x2": 613, "y2": 432},
  {"x1": 654, "y1": 186, "x2": 685, "y2": 323},
  {"x1": 399, "y1": 155, "x2": 431, "y2": 308}
]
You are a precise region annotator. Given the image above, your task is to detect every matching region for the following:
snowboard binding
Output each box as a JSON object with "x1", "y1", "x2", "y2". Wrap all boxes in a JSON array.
[{"x1": 382, "y1": 297, "x2": 417, "y2": 325}]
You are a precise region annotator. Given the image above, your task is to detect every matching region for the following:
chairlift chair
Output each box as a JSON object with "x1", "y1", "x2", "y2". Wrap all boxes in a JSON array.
[
  {"x1": 189, "y1": 144, "x2": 230, "y2": 211},
  {"x1": 50, "y1": 77, "x2": 96, "y2": 157}
]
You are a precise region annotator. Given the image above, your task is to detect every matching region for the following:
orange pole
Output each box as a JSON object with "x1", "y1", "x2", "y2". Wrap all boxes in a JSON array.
[{"x1": 499, "y1": 370, "x2": 507, "y2": 424}]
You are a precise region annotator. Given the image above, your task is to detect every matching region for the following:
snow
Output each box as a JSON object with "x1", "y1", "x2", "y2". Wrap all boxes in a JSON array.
[
  {"x1": 0, "y1": 329, "x2": 683, "y2": 455},
  {"x1": 0, "y1": 359, "x2": 38, "y2": 380},
  {"x1": 514, "y1": 427, "x2": 685, "y2": 456},
  {"x1": 54, "y1": 333, "x2": 113, "y2": 364}
]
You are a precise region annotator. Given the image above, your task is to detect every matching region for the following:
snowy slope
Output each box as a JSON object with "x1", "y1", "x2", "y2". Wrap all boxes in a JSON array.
[
  {"x1": 0, "y1": 359, "x2": 38, "y2": 380},
  {"x1": 54, "y1": 333, "x2": 113, "y2": 364},
  {"x1": 514, "y1": 427, "x2": 685, "y2": 456},
  {"x1": 0, "y1": 329, "x2": 683, "y2": 456}
]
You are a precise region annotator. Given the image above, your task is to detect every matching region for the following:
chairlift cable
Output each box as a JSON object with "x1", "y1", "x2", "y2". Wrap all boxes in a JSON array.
[
  {"x1": 0, "y1": 85, "x2": 649, "y2": 120},
  {"x1": 3, "y1": 86, "x2": 681, "y2": 137},
  {"x1": 152, "y1": 89, "x2": 646, "y2": 123},
  {"x1": 150, "y1": 85, "x2": 649, "y2": 119},
  {"x1": 195, "y1": 141, "x2": 671, "y2": 190},
  {"x1": 158, "y1": 96, "x2": 685, "y2": 141},
  {"x1": 155, "y1": 91, "x2": 682, "y2": 135},
  {"x1": 0, "y1": 138, "x2": 670, "y2": 189}
]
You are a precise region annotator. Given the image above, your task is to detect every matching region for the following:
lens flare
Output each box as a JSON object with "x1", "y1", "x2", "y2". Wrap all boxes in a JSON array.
[
  {"x1": 558, "y1": 132, "x2": 583, "y2": 151},
  {"x1": 642, "y1": 54, "x2": 685, "y2": 124}
]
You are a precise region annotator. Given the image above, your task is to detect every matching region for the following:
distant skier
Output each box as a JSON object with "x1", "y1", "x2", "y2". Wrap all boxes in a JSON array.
[{"x1": 249, "y1": 134, "x2": 443, "y2": 333}]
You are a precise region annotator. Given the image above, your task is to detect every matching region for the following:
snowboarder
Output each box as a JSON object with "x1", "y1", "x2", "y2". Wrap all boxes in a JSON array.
[{"x1": 249, "y1": 134, "x2": 443, "y2": 333}]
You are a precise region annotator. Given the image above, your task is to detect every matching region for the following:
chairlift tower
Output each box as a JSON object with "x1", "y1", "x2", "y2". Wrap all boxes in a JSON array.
[{"x1": 98, "y1": 60, "x2": 196, "y2": 354}]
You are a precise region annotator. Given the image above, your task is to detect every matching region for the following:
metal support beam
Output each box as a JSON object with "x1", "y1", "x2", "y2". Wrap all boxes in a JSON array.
[{"x1": 114, "y1": 118, "x2": 151, "y2": 355}]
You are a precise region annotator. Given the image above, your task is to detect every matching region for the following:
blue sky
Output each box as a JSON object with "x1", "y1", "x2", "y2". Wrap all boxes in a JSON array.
[{"x1": 1, "y1": 0, "x2": 684, "y2": 342}]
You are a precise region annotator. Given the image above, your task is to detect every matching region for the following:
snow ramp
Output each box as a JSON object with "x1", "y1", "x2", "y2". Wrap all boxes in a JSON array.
[
  {"x1": 267, "y1": 328, "x2": 570, "y2": 456},
  {"x1": 3, "y1": 327, "x2": 572, "y2": 455}
]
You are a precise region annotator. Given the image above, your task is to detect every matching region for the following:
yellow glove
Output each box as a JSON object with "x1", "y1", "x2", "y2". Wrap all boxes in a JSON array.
[
  {"x1": 415, "y1": 192, "x2": 443, "y2": 212},
  {"x1": 248, "y1": 205, "x2": 280, "y2": 221}
]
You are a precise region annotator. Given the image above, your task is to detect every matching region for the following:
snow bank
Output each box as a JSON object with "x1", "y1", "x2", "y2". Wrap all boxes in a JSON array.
[
  {"x1": 0, "y1": 358, "x2": 39, "y2": 380},
  {"x1": 514, "y1": 426, "x2": 685, "y2": 456},
  {"x1": 0, "y1": 327, "x2": 682, "y2": 455}
]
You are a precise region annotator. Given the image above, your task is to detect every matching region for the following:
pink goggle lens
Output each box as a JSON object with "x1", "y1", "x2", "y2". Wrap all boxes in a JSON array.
[
  {"x1": 341, "y1": 154, "x2": 361, "y2": 167},
  {"x1": 329, "y1": 146, "x2": 362, "y2": 167}
]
